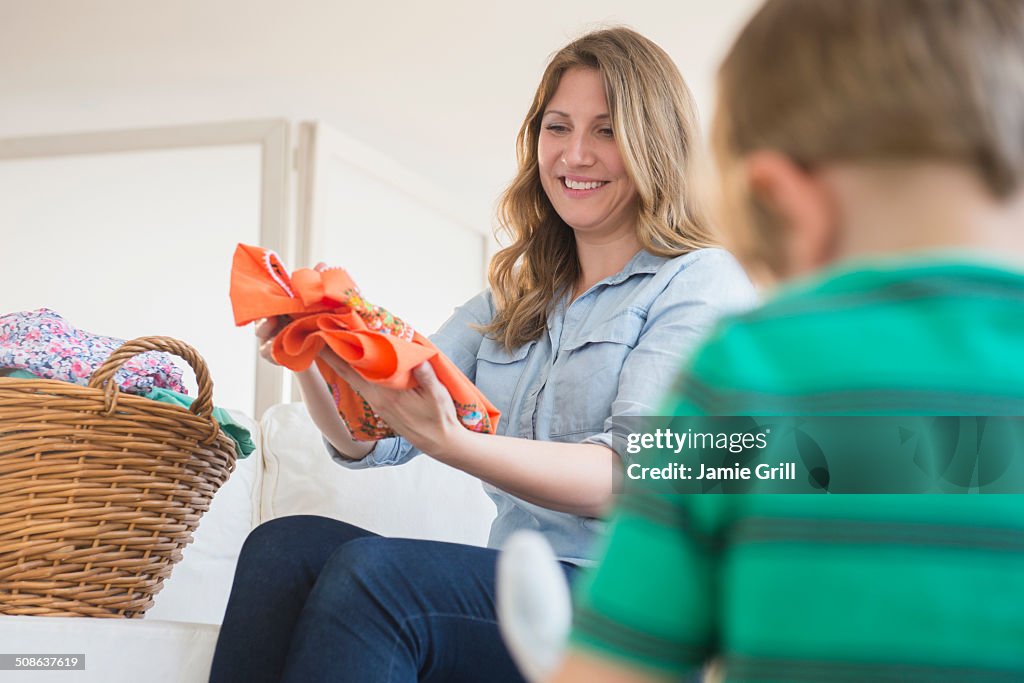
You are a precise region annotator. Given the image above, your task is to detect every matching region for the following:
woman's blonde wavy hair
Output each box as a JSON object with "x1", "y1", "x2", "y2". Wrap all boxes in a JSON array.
[{"x1": 483, "y1": 27, "x2": 717, "y2": 350}]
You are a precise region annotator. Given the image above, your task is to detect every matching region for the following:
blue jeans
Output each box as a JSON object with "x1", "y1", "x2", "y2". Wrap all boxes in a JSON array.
[{"x1": 208, "y1": 515, "x2": 575, "y2": 683}]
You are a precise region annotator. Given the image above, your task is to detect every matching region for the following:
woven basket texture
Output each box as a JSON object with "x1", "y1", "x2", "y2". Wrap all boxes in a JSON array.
[{"x1": 0, "y1": 336, "x2": 237, "y2": 618}]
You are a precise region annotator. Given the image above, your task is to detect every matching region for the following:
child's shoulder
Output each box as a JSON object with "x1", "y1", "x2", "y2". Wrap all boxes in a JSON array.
[
  {"x1": 675, "y1": 258, "x2": 1024, "y2": 413},
  {"x1": 728, "y1": 257, "x2": 1024, "y2": 333}
]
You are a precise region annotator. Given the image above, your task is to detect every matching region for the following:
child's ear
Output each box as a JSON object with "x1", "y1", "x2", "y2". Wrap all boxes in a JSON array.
[{"x1": 745, "y1": 151, "x2": 839, "y2": 278}]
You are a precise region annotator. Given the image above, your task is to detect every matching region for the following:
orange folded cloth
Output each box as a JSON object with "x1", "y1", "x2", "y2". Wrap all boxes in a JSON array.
[{"x1": 229, "y1": 244, "x2": 499, "y2": 441}]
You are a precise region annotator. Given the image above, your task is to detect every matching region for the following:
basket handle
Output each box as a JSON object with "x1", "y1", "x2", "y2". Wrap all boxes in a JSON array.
[{"x1": 88, "y1": 336, "x2": 219, "y2": 442}]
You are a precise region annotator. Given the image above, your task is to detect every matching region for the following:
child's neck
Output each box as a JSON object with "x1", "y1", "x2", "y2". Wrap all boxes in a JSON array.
[{"x1": 828, "y1": 162, "x2": 1024, "y2": 268}]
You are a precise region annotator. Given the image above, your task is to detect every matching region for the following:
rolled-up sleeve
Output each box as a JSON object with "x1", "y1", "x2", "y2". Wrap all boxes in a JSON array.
[
  {"x1": 326, "y1": 289, "x2": 494, "y2": 469},
  {"x1": 581, "y1": 249, "x2": 756, "y2": 465}
]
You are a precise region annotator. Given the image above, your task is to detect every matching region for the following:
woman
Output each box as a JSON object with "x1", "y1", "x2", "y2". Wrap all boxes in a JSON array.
[{"x1": 209, "y1": 26, "x2": 753, "y2": 683}]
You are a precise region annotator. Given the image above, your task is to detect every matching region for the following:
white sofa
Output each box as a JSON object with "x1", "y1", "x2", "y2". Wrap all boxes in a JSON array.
[{"x1": 0, "y1": 403, "x2": 498, "y2": 683}]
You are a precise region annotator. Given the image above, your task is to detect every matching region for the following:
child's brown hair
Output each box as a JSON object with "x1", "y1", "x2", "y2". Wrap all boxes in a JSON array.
[{"x1": 714, "y1": 0, "x2": 1024, "y2": 275}]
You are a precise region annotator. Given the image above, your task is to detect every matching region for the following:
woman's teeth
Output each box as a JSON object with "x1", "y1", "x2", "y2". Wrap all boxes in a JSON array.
[{"x1": 563, "y1": 178, "x2": 606, "y2": 190}]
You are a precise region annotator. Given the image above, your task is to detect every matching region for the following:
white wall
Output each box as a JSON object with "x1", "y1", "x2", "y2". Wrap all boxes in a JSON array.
[
  {"x1": 0, "y1": 0, "x2": 760, "y2": 233},
  {"x1": 317, "y1": 153, "x2": 485, "y2": 335}
]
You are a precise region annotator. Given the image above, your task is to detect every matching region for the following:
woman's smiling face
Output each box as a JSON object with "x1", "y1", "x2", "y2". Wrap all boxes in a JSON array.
[{"x1": 537, "y1": 67, "x2": 639, "y2": 240}]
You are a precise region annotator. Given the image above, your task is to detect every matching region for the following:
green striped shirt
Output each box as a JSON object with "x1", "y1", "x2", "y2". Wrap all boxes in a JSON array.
[{"x1": 571, "y1": 259, "x2": 1024, "y2": 682}]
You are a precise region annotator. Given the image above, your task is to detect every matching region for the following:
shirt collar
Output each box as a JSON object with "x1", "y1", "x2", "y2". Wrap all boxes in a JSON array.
[
  {"x1": 559, "y1": 250, "x2": 669, "y2": 312},
  {"x1": 599, "y1": 249, "x2": 667, "y2": 287}
]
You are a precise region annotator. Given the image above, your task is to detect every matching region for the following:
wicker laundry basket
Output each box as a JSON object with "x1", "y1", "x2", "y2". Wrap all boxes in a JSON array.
[{"x1": 0, "y1": 336, "x2": 237, "y2": 618}]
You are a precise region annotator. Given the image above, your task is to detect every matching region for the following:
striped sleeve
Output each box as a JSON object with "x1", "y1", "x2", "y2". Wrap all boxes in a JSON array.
[{"x1": 568, "y1": 493, "x2": 717, "y2": 676}]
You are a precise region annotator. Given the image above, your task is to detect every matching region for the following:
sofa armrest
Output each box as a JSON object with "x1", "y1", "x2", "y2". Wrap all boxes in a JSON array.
[{"x1": 0, "y1": 615, "x2": 218, "y2": 683}]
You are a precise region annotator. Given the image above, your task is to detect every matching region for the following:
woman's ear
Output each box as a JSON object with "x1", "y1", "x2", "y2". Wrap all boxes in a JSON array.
[{"x1": 745, "y1": 151, "x2": 839, "y2": 278}]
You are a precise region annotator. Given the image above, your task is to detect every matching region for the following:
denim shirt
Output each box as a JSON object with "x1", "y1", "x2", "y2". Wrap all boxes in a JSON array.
[{"x1": 327, "y1": 247, "x2": 756, "y2": 564}]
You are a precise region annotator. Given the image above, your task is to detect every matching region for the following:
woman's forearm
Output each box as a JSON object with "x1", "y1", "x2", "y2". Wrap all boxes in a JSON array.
[
  {"x1": 434, "y1": 430, "x2": 618, "y2": 518},
  {"x1": 294, "y1": 366, "x2": 375, "y2": 461},
  {"x1": 311, "y1": 350, "x2": 615, "y2": 514}
]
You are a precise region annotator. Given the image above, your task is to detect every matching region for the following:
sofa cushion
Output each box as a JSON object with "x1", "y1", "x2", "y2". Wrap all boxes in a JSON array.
[{"x1": 259, "y1": 402, "x2": 496, "y2": 545}]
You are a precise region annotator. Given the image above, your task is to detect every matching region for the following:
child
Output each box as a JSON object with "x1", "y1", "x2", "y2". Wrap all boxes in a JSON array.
[{"x1": 550, "y1": 1, "x2": 1024, "y2": 681}]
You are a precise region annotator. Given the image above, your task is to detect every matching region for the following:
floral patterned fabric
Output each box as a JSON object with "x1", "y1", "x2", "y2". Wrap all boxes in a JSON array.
[
  {"x1": 0, "y1": 308, "x2": 187, "y2": 395},
  {"x1": 229, "y1": 243, "x2": 499, "y2": 441}
]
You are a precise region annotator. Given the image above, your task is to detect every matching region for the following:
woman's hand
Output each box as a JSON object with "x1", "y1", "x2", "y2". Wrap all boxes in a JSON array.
[
  {"x1": 318, "y1": 349, "x2": 466, "y2": 458},
  {"x1": 255, "y1": 316, "x2": 289, "y2": 365}
]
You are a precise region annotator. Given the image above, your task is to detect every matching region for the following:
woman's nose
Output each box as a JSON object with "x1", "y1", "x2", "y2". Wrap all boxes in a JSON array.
[{"x1": 562, "y1": 132, "x2": 596, "y2": 167}]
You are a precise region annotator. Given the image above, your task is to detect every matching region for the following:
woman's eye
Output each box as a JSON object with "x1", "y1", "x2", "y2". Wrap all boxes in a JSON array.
[
  {"x1": 598, "y1": 128, "x2": 614, "y2": 138},
  {"x1": 545, "y1": 124, "x2": 569, "y2": 133}
]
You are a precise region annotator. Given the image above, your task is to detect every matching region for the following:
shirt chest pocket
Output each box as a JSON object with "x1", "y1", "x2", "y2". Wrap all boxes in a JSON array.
[
  {"x1": 475, "y1": 338, "x2": 535, "y2": 431},
  {"x1": 549, "y1": 309, "x2": 645, "y2": 438}
]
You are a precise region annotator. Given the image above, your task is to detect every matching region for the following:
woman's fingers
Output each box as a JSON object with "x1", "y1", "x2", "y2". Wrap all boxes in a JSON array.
[
  {"x1": 255, "y1": 318, "x2": 276, "y2": 342},
  {"x1": 255, "y1": 315, "x2": 288, "y2": 342},
  {"x1": 255, "y1": 317, "x2": 288, "y2": 365},
  {"x1": 258, "y1": 339, "x2": 277, "y2": 364},
  {"x1": 320, "y1": 348, "x2": 366, "y2": 388},
  {"x1": 412, "y1": 362, "x2": 448, "y2": 401}
]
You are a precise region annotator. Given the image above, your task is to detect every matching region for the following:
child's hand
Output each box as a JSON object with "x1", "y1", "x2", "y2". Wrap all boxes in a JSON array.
[{"x1": 255, "y1": 316, "x2": 289, "y2": 365}]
